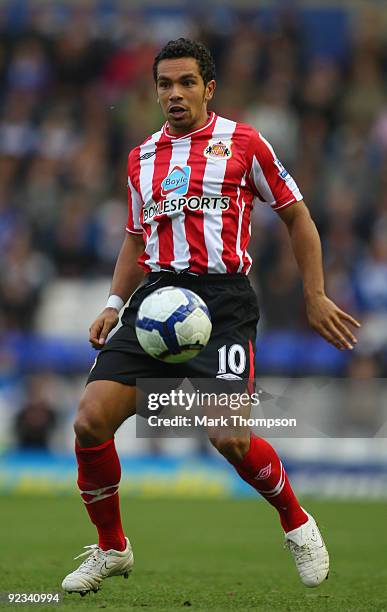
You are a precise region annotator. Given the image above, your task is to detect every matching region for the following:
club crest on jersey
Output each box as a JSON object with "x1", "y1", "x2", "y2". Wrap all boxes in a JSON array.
[
  {"x1": 161, "y1": 165, "x2": 191, "y2": 196},
  {"x1": 204, "y1": 139, "x2": 232, "y2": 160}
]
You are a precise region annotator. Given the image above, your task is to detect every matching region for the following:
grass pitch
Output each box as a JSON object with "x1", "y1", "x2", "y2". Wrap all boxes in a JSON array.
[{"x1": 1, "y1": 496, "x2": 386, "y2": 611}]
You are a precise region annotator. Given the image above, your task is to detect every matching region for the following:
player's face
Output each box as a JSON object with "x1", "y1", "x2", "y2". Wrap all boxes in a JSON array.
[{"x1": 156, "y1": 57, "x2": 215, "y2": 135}]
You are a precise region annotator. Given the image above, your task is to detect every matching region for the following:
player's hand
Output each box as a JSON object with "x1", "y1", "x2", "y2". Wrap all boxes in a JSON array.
[
  {"x1": 305, "y1": 294, "x2": 361, "y2": 351},
  {"x1": 89, "y1": 308, "x2": 119, "y2": 349}
]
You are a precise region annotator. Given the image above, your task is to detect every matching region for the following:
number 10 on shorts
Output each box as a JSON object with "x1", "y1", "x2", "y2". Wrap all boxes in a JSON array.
[{"x1": 217, "y1": 344, "x2": 246, "y2": 375}]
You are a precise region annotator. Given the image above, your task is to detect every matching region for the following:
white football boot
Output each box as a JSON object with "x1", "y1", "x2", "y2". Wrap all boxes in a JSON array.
[
  {"x1": 62, "y1": 537, "x2": 134, "y2": 596},
  {"x1": 285, "y1": 510, "x2": 329, "y2": 587}
]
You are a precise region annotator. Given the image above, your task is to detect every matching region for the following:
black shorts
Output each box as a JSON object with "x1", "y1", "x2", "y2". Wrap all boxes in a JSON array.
[{"x1": 87, "y1": 272, "x2": 259, "y2": 388}]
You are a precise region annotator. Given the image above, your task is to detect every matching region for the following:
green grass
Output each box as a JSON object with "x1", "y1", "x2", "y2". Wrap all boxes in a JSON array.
[{"x1": 1, "y1": 496, "x2": 386, "y2": 611}]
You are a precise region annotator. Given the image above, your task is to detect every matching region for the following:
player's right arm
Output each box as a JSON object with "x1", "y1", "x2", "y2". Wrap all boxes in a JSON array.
[
  {"x1": 89, "y1": 233, "x2": 145, "y2": 349},
  {"x1": 89, "y1": 150, "x2": 145, "y2": 349}
]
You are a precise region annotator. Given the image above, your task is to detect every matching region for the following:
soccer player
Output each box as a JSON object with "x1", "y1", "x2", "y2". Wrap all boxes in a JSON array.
[{"x1": 62, "y1": 38, "x2": 360, "y2": 595}]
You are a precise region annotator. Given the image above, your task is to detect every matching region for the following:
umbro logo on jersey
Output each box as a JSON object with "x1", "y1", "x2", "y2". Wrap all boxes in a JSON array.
[
  {"x1": 138, "y1": 151, "x2": 156, "y2": 160},
  {"x1": 204, "y1": 139, "x2": 232, "y2": 159},
  {"x1": 161, "y1": 165, "x2": 191, "y2": 196}
]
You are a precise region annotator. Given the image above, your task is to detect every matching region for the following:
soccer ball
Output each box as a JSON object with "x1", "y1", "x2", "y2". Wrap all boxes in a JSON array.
[{"x1": 135, "y1": 286, "x2": 212, "y2": 363}]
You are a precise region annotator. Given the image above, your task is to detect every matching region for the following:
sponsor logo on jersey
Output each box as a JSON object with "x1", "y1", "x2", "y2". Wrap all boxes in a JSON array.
[
  {"x1": 138, "y1": 151, "x2": 156, "y2": 160},
  {"x1": 204, "y1": 139, "x2": 232, "y2": 159},
  {"x1": 143, "y1": 195, "x2": 230, "y2": 223},
  {"x1": 274, "y1": 158, "x2": 291, "y2": 181},
  {"x1": 161, "y1": 165, "x2": 191, "y2": 196}
]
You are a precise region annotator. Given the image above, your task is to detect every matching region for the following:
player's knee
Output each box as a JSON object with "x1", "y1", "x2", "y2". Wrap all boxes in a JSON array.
[
  {"x1": 74, "y1": 396, "x2": 109, "y2": 446},
  {"x1": 209, "y1": 436, "x2": 250, "y2": 463}
]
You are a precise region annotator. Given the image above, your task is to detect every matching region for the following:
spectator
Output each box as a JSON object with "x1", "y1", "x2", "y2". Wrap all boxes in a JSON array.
[{"x1": 13, "y1": 375, "x2": 58, "y2": 450}]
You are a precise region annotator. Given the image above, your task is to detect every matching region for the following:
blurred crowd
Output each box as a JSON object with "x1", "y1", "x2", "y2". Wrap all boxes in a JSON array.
[{"x1": 0, "y1": 1, "x2": 387, "y2": 382}]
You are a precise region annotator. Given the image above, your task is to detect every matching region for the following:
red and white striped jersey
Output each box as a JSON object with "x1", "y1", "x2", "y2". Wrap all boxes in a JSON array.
[{"x1": 126, "y1": 111, "x2": 302, "y2": 274}]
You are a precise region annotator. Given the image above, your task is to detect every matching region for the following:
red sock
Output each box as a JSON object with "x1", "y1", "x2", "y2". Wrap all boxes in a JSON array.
[
  {"x1": 76, "y1": 437, "x2": 126, "y2": 551},
  {"x1": 231, "y1": 433, "x2": 308, "y2": 532}
]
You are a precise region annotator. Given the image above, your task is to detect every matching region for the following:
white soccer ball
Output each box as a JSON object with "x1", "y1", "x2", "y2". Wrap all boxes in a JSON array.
[{"x1": 135, "y1": 286, "x2": 212, "y2": 363}]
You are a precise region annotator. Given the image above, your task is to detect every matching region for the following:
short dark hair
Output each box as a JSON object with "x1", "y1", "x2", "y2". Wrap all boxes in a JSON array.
[{"x1": 153, "y1": 38, "x2": 216, "y2": 85}]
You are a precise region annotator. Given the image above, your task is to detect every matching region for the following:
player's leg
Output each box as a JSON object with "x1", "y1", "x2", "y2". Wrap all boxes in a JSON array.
[
  {"x1": 74, "y1": 379, "x2": 137, "y2": 553},
  {"x1": 185, "y1": 274, "x2": 329, "y2": 587},
  {"x1": 208, "y1": 411, "x2": 309, "y2": 534},
  {"x1": 75, "y1": 379, "x2": 137, "y2": 447},
  {"x1": 208, "y1": 405, "x2": 329, "y2": 587},
  {"x1": 62, "y1": 377, "x2": 137, "y2": 595}
]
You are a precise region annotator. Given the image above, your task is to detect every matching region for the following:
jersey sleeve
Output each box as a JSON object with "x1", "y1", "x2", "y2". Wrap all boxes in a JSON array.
[
  {"x1": 245, "y1": 129, "x2": 303, "y2": 211},
  {"x1": 126, "y1": 151, "x2": 143, "y2": 235}
]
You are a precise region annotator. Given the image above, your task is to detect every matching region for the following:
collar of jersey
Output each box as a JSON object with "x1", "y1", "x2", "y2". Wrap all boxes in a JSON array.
[{"x1": 162, "y1": 111, "x2": 216, "y2": 140}]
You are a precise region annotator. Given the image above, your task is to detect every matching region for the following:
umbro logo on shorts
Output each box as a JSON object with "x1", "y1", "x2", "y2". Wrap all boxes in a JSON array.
[{"x1": 216, "y1": 373, "x2": 242, "y2": 380}]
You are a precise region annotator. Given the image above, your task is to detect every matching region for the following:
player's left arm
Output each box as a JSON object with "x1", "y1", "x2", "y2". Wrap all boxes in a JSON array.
[{"x1": 278, "y1": 200, "x2": 361, "y2": 350}]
